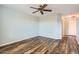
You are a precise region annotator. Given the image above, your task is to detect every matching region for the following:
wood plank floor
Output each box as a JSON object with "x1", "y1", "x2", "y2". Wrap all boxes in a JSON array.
[{"x1": 0, "y1": 36, "x2": 79, "y2": 54}]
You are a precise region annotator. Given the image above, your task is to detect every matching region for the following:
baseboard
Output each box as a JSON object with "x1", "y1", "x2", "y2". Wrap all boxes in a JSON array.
[
  {"x1": 0, "y1": 36, "x2": 61, "y2": 47},
  {"x1": 39, "y1": 35, "x2": 61, "y2": 39},
  {"x1": 76, "y1": 38, "x2": 79, "y2": 44},
  {"x1": 0, "y1": 36, "x2": 38, "y2": 47}
]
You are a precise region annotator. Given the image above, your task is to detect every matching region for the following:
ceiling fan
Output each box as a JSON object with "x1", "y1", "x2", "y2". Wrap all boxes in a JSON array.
[{"x1": 30, "y1": 4, "x2": 52, "y2": 15}]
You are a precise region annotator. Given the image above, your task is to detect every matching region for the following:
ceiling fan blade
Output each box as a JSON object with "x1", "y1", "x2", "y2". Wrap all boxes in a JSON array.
[
  {"x1": 39, "y1": 5, "x2": 42, "y2": 7},
  {"x1": 40, "y1": 11, "x2": 44, "y2": 15},
  {"x1": 43, "y1": 9, "x2": 52, "y2": 12},
  {"x1": 30, "y1": 7, "x2": 38, "y2": 9},
  {"x1": 41, "y1": 4, "x2": 47, "y2": 9},
  {"x1": 32, "y1": 11, "x2": 39, "y2": 14}
]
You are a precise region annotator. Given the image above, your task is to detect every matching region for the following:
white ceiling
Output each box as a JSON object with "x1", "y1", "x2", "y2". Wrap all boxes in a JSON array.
[{"x1": 2, "y1": 4, "x2": 79, "y2": 16}]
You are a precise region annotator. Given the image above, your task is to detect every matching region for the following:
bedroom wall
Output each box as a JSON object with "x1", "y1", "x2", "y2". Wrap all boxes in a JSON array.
[
  {"x1": 0, "y1": 6, "x2": 39, "y2": 45},
  {"x1": 0, "y1": 5, "x2": 3, "y2": 44},
  {"x1": 77, "y1": 18, "x2": 79, "y2": 44},
  {"x1": 39, "y1": 14, "x2": 62, "y2": 39},
  {"x1": 0, "y1": 5, "x2": 62, "y2": 46}
]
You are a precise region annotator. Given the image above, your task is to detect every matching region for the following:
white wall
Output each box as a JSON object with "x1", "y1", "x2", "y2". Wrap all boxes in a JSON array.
[
  {"x1": 0, "y1": 6, "x2": 1, "y2": 39},
  {"x1": 0, "y1": 6, "x2": 62, "y2": 46},
  {"x1": 77, "y1": 18, "x2": 79, "y2": 43},
  {"x1": 39, "y1": 14, "x2": 62, "y2": 39},
  {"x1": 68, "y1": 17, "x2": 77, "y2": 35},
  {"x1": 56, "y1": 14, "x2": 62, "y2": 39},
  {"x1": 0, "y1": 6, "x2": 39, "y2": 45},
  {"x1": 0, "y1": 5, "x2": 3, "y2": 44},
  {"x1": 63, "y1": 17, "x2": 77, "y2": 36}
]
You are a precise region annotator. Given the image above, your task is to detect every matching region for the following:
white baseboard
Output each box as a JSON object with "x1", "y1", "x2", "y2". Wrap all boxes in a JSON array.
[
  {"x1": 39, "y1": 35, "x2": 61, "y2": 39},
  {"x1": 0, "y1": 36, "x2": 61, "y2": 47},
  {"x1": 0, "y1": 36, "x2": 37, "y2": 47}
]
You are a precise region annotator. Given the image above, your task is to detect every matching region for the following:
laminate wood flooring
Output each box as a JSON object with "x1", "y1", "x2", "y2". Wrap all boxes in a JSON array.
[{"x1": 0, "y1": 36, "x2": 78, "y2": 54}]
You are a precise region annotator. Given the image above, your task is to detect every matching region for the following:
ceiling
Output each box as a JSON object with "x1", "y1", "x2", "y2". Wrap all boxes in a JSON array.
[{"x1": 2, "y1": 4, "x2": 79, "y2": 16}]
